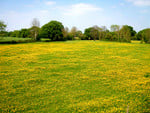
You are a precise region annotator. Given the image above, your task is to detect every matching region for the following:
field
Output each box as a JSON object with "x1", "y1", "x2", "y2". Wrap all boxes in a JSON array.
[
  {"x1": 0, "y1": 37, "x2": 32, "y2": 42},
  {"x1": 0, "y1": 40, "x2": 150, "y2": 112}
]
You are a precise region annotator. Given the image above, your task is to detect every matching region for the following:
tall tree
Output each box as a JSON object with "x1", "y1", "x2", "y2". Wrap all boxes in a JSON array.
[
  {"x1": 62, "y1": 27, "x2": 69, "y2": 39},
  {"x1": 137, "y1": 28, "x2": 150, "y2": 43},
  {"x1": 110, "y1": 25, "x2": 120, "y2": 32},
  {"x1": 30, "y1": 18, "x2": 40, "y2": 40},
  {"x1": 40, "y1": 20, "x2": 64, "y2": 41},
  {"x1": 70, "y1": 26, "x2": 77, "y2": 40},
  {"x1": 90, "y1": 25, "x2": 99, "y2": 41},
  {"x1": 0, "y1": 20, "x2": 7, "y2": 31},
  {"x1": 100, "y1": 26, "x2": 108, "y2": 40},
  {"x1": 0, "y1": 20, "x2": 7, "y2": 37},
  {"x1": 120, "y1": 25, "x2": 132, "y2": 42},
  {"x1": 110, "y1": 25, "x2": 120, "y2": 41},
  {"x1": 84, "y1": 27, "x2": 93, "y2": 40}
]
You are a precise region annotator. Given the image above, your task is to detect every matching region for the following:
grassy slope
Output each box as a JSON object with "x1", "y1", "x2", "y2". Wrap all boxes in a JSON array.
[{"x1": 0, "y1": 41, "x2": 149, "y2": 112}]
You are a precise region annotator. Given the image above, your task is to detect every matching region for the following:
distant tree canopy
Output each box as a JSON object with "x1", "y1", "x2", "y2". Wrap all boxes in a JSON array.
[
  {"x1": 0, "y1": 20, "x2": 7, "y2": 37},
  {"x1": 1, "y1": 19, "x2": 150, "y2": 44},
  {"x1": 40, "y1": 20, "x2": 65, "y2": 41},
  {"x1": 84, "y1": 27, "x2": 93, "y2": 40},
  {"x1": 20, "y1": 29, "x2": 29, "y2": 38},
  {"x1": 0, "y1": 20, "x2": 7, "y2": 32},
  {"x1": 137, "y1": 28, "x2": 150, "y2": 43},
  {"x1": 84, "y1": 25, "x2": 137, "y2": 42},
  {"x1": 84, "y1": 26, "x2": 108, "y2": 41}
]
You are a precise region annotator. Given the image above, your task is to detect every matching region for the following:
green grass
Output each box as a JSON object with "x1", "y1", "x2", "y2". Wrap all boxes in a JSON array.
[
  {"x1": 0, "y1": 40, "x2": 150, "y2": 112},
  {"x1": 0, "y1": 37, "x2": 32, "y2": 42}
]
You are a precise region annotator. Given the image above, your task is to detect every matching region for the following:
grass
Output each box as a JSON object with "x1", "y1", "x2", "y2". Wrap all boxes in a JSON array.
[
  {"x1": 0, "y1": 37, "x2": 32, "y2": 42},
  {"x1": 0, "y1": 40, "x2": 150, "y2": 112}
]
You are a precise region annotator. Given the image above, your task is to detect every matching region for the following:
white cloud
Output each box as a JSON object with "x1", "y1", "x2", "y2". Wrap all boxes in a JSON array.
[
  {"x1": 126, "y1": 0, "x2": 150, "y2": 6},
  {"x1": 45, "y1": 1, "x2": 56, "y2": 5},
  {"x1": 63, "y1": 3, "x2": 102, "y2": 16}
]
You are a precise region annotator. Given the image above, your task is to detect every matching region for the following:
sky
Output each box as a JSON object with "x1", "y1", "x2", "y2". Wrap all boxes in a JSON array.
[{"x1": 0, "y1": 0, "x2": 150, "y2": 32}]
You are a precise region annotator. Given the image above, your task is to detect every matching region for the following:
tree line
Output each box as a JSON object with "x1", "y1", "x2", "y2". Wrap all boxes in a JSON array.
[{"x1": 0, "y1": 19, "x2": 150, "y2": 43}]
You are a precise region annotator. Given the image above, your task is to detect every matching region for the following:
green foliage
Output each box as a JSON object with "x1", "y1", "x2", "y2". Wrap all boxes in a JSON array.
[
  {"x1": 137, "y1": 28, "x2": 150, "y2": 43},
  {"x1": 0, "y1": 37, "x2": 34, "y2": 44},
  {"x1": 20, "y1": 29, "x2": 30, "y2": 38},
  {"x1": 40, "y1": 20, "x2": 65, "y2": 41},
  {"x1": 70, "y1": 26, "x2": 78, "y2": 40},
  {"x1": 0, "y1": 20, "x2": 7, "y2": 37},
  {"x1": 29, "y1": 26, "x2": 40, "y2": 40},
  {"x1": 0, "y1": 31, "x2": 8, "y2": 37},
  {"x1": 119, "y1": 25, "x2": 132, "y2": 42},
  {"x1": 110, "y1": 25, "x2": 120, "y2": 32},
  {"x1": 0, "y1": 20, "x2": 7, "y2": 32},
  {"x1": 76, "y1": 30, "x2": 84, "y2": 39},
  {"x1": 84, "y1": 27, "x2": 91, "y2": 39},
  {"x1": 10, "y1": 30, "x2": 20, "y2": 37}
]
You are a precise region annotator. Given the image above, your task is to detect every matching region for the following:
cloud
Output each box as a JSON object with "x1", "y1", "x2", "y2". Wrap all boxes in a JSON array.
[
  {"x1": 63, "y1": 3, "x2": 102, "y2": 16},
  {"x1": 45, "y1": 1, "x2": 56, "y2": 5},
  {"x1": 126, "y1": 0, "x2": 150, "y2": 6}
]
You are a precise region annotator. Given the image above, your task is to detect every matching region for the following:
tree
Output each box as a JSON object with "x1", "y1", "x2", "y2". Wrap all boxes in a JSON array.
[
  {"x1": 76, "y1": 30, "x2": 84, "y2": 40},
  {"x1": 119, "y1": 25, "x2": 134, "y2": 42},
  {"x1": 0, "y1": 20, "x2": 6, "y2": 31},
  {"x1": 20, "y1": 28, "x2": 30, "y2": 38},
  {"x1": 144, "y1": 29, "x2": 150, "y2": 43},
  {"x1": 0, "y1": 20, "x2": 7, "y2": 37},
  {"x1": 30, "y1": 18, "x2": 40, "y2": 40},
  {"x1": 84, "y1": 27, "x2": 93, "y2": 40},
  {"x1": 137, "y1": 28, "x2": 150, "y2": 43},
  {"x1": 70, "y1": 26, "x2": 78, "y2": 40},
  {"x1": 110, "y1": 25, "x2": 120, "y2": 32},
  {"x1": 90, "y1": 25, "x2": 99, "y2": 41},
  {"x1": 62, "y1": 27, "x2": 70, "y2": 40},
  {"x1": 40, "y1": 20, "x2": 64, "y2": 41},
  {"x1": 11, "y1": 30, "x2": 20, "y2": 37},
  {"x1": 100, "y1": 26, "x2": 108, "y2": 40},
  {"x1": 110, "y1": 25, "x2": 120, "y2": 41},
  {"x1": 84, "y1": 26, "x2": 100, "y2": 40}
]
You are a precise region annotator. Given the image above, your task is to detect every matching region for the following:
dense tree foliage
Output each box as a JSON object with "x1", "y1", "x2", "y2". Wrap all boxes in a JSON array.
[
  {"x1": 40, "y1": 21, "x2": 65, "y2": 41},
  {"x1": 29, "y1": 26, "x2": 40, "y2": 40},
  {"x1": 20, "y1": 29, "x2": 30, "y2": 38},
  {"x1": 84, "y1": 27, "x2": 93, "y2": 40},
  {"x1": 137, "y1": 28, "x2": 150, "y2": 43},
  {"x1": 0, "y1": 20, "x2": 7, "y2": 32},
  {"x1": 0, "y1": 20, "x2": 7, "y2": 37}
]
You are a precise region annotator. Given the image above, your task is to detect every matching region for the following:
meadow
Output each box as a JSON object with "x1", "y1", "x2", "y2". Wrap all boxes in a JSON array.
[
  {"x1": 0, "y1": 40, "x2": 149, "y2": 112},
  {"x1": 0, "y1": 37, "x2": 32, "y2": 42}
]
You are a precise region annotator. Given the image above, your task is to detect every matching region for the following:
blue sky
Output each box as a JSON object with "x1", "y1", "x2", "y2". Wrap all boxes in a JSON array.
[{"x1": 0, "y1": 0, "x2": 150, "y2": 32}]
